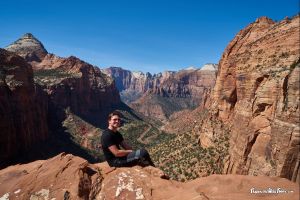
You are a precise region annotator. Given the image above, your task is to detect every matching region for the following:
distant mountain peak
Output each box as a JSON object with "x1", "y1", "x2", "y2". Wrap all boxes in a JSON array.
[
  {"x1": 255, "y1": 16, "x2": 275, "y2": 24},
  {"x1": 5, "y1": 33, "x2": 48, "y2": 62},
  {"x1": 184, "y1": 66, "x2": 198, "y2": 71},
  {"x1": 132, "y1": 71, "x2": 145, "y2": 79},
  {"x1": 22, "y1": 33, "x2": 36, "y2": 39},
  {"x1": 200, "y1": 63, "x2": 218, "y2": 71}
]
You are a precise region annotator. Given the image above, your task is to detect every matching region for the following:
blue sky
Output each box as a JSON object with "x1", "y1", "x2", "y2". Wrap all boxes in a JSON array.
[{"x1": 0, "y1": 0, "x2": 298, "y2": 73}]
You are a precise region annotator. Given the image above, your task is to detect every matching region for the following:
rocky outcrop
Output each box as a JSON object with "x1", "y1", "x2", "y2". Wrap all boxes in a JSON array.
[
  {"x1": 0, "y1": 49, "x2": 48, "y2": 167},
  {"x1": 0, "y1": 153, "x2": 103, "y2": 200},
  {"x1": 199, "y1": 15, "x2": 300, "y2": 182},
  {"x1": 34, "y1": 54, "x2": 121, "y2": 127},
  {"x1": 5, "y1": 33, "x2": 48, "y2": 62},
  {"x1": 100, "y1": 166, "x2": 299, "y2": 200},
  {"x1": 0, "y1": 154, "x2": 299, "y2": 200}
]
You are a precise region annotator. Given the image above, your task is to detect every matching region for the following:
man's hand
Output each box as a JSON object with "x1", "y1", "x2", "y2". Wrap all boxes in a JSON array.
[{"x1": 108, "y1": 145, "x2": 133, "y2": 157}]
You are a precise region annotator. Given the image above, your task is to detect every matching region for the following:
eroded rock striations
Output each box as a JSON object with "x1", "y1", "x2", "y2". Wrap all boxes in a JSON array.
[
  {"x1": 0, "y1": 49, "x2": 48, "y2": 167},
  {"x1": 5, "y1": 34, "x2": 121, "y2": 128},
  {"x1": 104, "y1": 65, "x2": 217, "y2": 120},
  {"x1": 34, "y1": 53, "x2": 121, "y2": 127},
  {"x1": 0, "y1": 154, "x2": 298, "y2": 200},
  {"x1": 104, "y1": 65, "x2": 217, "y2": 102},
  {"x1": 199, "y1": 15, "x2": 300, "y2": 182},
  {"x1": 132, "y1": 68, "x2": 217, "y2": 121}
]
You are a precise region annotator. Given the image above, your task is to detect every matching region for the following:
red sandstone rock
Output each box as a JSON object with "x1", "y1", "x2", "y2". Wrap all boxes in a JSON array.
[
  {"x1": 0, "y1": 49, "x2": 48, "y2": 167},
  {"x1": 1, "y1": 154, "x2": 298, "y2": 200},
  {"x1": 99, "y1": 163, "x2": 299, "y2": 200},
  {"x1": 200, "y1": 15, "x2": 300, "y2": 182},
  {"x1": 129, "y1": 69, "x2": 217, "y2": 121},
  {"x1": 0, "y1": 153, "x2": 102, "y2": 200},
  {"x1": 104, "y1": 66, "x2": 217, "y2": 103},
  {"x1": 34, "y1": 54, "x2": 121, "y2": 126},
  {"x1": 1, "y1": 34, "x2": 123, "y2": 166}
]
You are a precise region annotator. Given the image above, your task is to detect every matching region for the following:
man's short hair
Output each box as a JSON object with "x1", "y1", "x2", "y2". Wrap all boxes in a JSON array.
[{"x1": 108, "y1": 111, "x2": 122, "y2": 121}]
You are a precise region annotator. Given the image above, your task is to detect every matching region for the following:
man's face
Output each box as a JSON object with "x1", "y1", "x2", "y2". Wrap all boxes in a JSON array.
[{"x1": 108, "y1": 115, "x2": 121, "y2": 129}]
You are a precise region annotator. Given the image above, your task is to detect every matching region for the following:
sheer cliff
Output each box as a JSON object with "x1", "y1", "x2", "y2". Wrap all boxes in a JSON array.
[
  {"x1": 0, "y1": 49, "x2": 48, "y2": 167},
  {"x1": 198, "y1": 15, "x2": 300, "y2": 182}
]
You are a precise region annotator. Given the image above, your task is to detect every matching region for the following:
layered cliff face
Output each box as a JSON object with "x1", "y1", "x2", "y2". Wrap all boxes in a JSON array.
[
  {"x1": 103, "y1": 67, "x2": 153, "y2": 103},
  {"x1": 34, "y1": 54, "x2": 120, "y2": 127},
  {"x1": 151, "y1": 68, "x2": 217, "y2": 98},
  {"x1": 5, "y1": 33, "x2": 122, "y2": 127},
  {"x1": 104, "y1": 65, "x2": 217, "y2": 101},
  {"x1": 0, "y1": 49, "x2": 48, "y2": 166},
  {"x1": 131, "y1": 68, "x2": 217, "y2": 121},
  {"x1": 104, "y1": 66, "x2": 217, "y2": 120},
  {"x1": 199, "y1": 16, "x2": 300, "y2": 182},
  {"x1": 30, "y1": 54, "x2": 122, "y2": 162},
  {"x1": 0, "y1": 154, "x2": 299, "y2": 200},
  {"x1": 103, "y1": 67, "x2": 152, "y2": 92},
  {"x1": 5, "y1": 33, "x2": 48, "y2": 62}
]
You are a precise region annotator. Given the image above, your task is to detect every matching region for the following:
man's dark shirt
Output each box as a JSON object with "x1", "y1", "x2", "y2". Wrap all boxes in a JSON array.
[{"x1": 101, "y1": 129, "x2": 124, "y2": 164}]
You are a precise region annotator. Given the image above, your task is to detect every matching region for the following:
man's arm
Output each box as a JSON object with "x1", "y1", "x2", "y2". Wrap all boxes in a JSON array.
[
  {"x1": 120, "y1": 140, "x2": 132, "y2": 150},
  {"x1": 108, "y1": 145, "x2": 133, "y2": 157}
]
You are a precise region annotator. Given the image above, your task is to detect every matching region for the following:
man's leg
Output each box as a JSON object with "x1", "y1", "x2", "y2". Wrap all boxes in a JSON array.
[
  {"x1": 129, "y1": 149, "x2": 155, "y2": 167},
  {"x1": 111, "y1": 155, "x2": 137, "y2": 167},
  {"x1": 111, "y1": 149, "x2": 155, "y2": 167}
]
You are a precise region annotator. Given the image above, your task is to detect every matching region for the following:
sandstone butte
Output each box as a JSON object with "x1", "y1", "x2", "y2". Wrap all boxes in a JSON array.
[
  {"x1": 198, "y1": 15, "x2": 300, "y2": 183},
  {"x1": 0, "y1": 153, "x2": 299, "y2": 200}
]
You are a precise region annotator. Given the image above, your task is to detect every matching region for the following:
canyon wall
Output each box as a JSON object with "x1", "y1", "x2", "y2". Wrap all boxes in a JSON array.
[
  {"x1": 104, "y1": 66, "x2": 217, "y2": 120},
  {"x1": 0, "y1": 49, "x2": 48, "y2": 166},
  {"x1": 104, "y1": 65, "x2": 217, "y2": 102},
  {"x1": 34, "y1": 54, "x2": 121, "y2": 127},
  {"x1": 199, "y1": 15, "x2": 300, "y2": 182},
  {"x1": 1, "y1": 33, "x2": 123, "y2": 166}
]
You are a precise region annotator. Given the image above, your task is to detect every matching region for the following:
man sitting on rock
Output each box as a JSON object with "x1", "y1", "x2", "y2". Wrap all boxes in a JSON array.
[{"x1": 101, "y1": 111, "x2": 155, "y2": 167}]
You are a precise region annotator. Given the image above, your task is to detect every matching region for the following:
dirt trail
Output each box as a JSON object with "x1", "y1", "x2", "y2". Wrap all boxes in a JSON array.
[
  {"x1": 137, "y1": 124, "x2": 164, "y2": 144},
  {"x1": 137, "y1": 124, "x2": 152, "y2": 144}
]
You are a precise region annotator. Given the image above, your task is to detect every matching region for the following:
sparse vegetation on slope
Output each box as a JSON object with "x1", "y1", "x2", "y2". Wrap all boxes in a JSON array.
[
  {"x1": 139, "y1": 106, "x2": 231, "y2": 181},
  {"x1": 34, "y1": 69, "x2": 80, "y2": 85},
  {"x1": 149, "y1": 130, "x2": 229, "y2": 181},
  {"x1": 62, "y1": 108, "x2": 104, "y2": 160}
]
